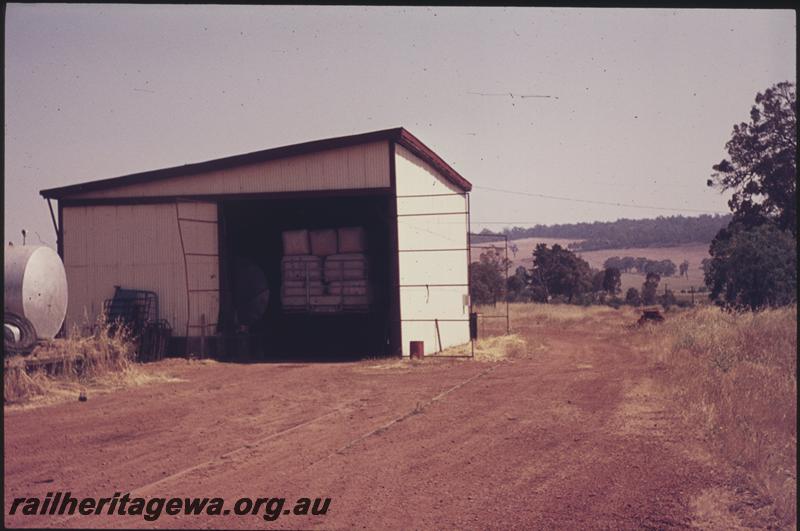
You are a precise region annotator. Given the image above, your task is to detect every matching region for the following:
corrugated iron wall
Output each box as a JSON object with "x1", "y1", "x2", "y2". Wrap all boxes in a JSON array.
[
  {"x1": 176, "y1": 201, "x2": 219, "y2": 338},
  {"x1": 68, "y1": 142, "x2": 391, "y2": 199},
  {"x1": 394, "y1": 144, "x2": 470, "y2": 356},
  {"x1": 62, "y1": 202, "x2": 219, "y2": 338}
]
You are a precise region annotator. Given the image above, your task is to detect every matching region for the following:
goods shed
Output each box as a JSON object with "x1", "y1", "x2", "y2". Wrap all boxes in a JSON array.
[{"x1": 40, "y1": 127, "x2": 473, "y2": 359}]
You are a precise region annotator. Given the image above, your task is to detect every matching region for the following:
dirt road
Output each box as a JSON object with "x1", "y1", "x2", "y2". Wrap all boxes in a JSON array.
[{"x1": 4, "y1": 315, "x2": 782, "y2": 529}]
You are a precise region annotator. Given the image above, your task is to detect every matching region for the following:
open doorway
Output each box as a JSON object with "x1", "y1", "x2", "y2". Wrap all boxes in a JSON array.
[{"x1": 219, "y1": 193, "x2": 395, "y2": 361}]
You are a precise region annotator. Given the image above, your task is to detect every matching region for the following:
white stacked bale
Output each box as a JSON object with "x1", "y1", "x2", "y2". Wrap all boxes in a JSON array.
[
  {"x1": 324, "y1": 253, "x2": 369, "y2": 281},
  {"x1": 327, "y1": 280, "x2": 371, "y2": 308},
  {"x1": 324, "y1": 253, "x2": 370, "y2": 309},
  {"x1": 281, "y1": 255, "x2": 322, "y2": 281},
  {"x1": 306, "y1": 295, "x2": 369, "y2": 311},
  {"x1": 282, "y1": 229, "x2": 310, "y2": 255},
  {"x1": 309, "y1": 229, "x2": 338, "y2": 256},
  {"x1": 308, "y1": 295, "x2": 345, "y2": 311},
  {"x1": 326, "y1": 280, "x2": 368, "y2": 295},
  {"x1": 281, "y1": 280, "x2": 325, "y2": 308},
  {"x1": 337, "y1": 227, "x2": 367, "y2": 253},
  {"x1": 281, "y1": 227, "x2": 372, "y2": 311},
  {"x1": 281, "y1": 255, "x2": 323, "y2": 308},
  {"x1": 282, "y1": 280, "x2": 324, "y2": 296}
]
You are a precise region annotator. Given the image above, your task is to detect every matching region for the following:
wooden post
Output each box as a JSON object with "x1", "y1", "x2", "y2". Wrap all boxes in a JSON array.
[
  {"x1": 200, "y1": 313, "x2": 206, "y2": 359},
  {"x1": 505, "y1": 236, "x2": 510, "y2": 335}
]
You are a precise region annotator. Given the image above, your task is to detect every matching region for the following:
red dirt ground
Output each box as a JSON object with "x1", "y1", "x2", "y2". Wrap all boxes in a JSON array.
[{"x1": 4, "y1": 316, "x2": 784, "y2": 529}]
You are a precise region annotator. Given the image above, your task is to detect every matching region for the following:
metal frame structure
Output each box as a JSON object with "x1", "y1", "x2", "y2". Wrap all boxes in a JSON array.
[
  {"x1": 175, "y1": 198, "x2": 220, "y2": 354},
  {"x1": 468, "y1": 231, "x2": 511, "y2": 337}
]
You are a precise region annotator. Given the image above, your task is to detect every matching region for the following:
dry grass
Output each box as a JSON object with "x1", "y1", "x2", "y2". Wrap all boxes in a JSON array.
[
  {"x1": 436, "y1": 333, "x2": 528, "y2": 361},
  {"x1": 640, "y1": 305, "x2": 797, "y2": 527},
  {"x1": 368, "y1": 303, "x2": 634, "y2": 365},
  {"x1": 359, "y1": 334, "x2": 528, "y2": 372},
  {"x1": 4, "y1": 315, "x2": 176, "y2": 409},
  {"x1": 477, "y1": 303, "x2": 637, "y2": 337},
  {"x1": 356, "y1": 333, "x2": 527, "y2": 371},
  {"x1": 481, "y1": 302, "x2": 795, "y2": 525},
  {"x1": 359, "y1": 358, "x2": 428, "y2": 371},
  {"x1": 367, "y1": 303, "x2": 630, "y2": 365}
]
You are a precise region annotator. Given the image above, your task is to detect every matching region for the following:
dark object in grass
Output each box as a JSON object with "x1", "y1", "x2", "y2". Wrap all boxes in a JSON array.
[{"x1": 637, "y1": 306, "x2": 665, "y2": 326}]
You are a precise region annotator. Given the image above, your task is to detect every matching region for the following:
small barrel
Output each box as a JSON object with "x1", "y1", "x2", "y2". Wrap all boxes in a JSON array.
[{"x1": 409, "y1": 340, "x2": 424, "y2": 359}]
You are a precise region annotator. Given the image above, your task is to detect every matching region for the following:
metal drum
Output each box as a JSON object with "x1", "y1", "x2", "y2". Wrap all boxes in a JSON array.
[{"x1": 4, "y1": 245, "x2": 68, "y2": 339}]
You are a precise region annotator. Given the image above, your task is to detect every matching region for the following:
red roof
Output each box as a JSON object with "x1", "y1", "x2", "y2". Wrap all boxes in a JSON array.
[{"x1": 40, "y1": 127, "x2": 471, "y2": 199}]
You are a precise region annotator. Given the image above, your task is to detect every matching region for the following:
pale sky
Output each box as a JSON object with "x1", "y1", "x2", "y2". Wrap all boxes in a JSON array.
[{"x1": 4, "y1": 5, "x2": 796, "y2": 247}]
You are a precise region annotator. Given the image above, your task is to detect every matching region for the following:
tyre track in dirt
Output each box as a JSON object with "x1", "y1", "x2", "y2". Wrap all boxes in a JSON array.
[
  {"x1": 5, "y1": 320, "x2": 783, "y2": 529},
  {"x1": 4, "y1": 358, "x2": 494, "y2": 529},
  {"x1": 45, "y1": 362, "x2": 503, "y2": 528}
]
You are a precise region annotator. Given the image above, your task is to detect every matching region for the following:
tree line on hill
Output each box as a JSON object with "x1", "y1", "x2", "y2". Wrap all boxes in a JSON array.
[
  {"x1": 602, "y1": 256, "x2": 690, "y2": 278},
  {"x1": 471, "y1": 82, "x2": 796, "y2": 311},
  {"x1": 470, "y1": 243, "x2": 684, "y2": 309},
  {"x1": 477, "y1": 213, "x2": 731, "y2": 251}
]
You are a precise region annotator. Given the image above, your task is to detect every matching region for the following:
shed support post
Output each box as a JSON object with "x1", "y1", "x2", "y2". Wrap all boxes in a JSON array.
[{"x1": 47, "y1": 198, "x2": 60, "y2": 250}]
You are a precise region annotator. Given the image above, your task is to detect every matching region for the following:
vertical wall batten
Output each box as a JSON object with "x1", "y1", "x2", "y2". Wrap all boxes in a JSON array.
[{"x1": 388, "y1": 141, "x2": 402, "y2": 356}]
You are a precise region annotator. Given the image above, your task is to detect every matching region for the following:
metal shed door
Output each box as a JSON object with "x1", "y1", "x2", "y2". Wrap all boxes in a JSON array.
[{"x1": 175, "y1": 200, "x2": 219, "y2": 338}]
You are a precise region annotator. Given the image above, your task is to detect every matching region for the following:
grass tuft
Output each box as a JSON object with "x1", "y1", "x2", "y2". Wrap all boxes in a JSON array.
[
  {"x1": 4, "y1": 313, "x2": 171, "y2": 407},
  {"x1": 436, "y1": 333, "x2": 527, "y2": 361}
]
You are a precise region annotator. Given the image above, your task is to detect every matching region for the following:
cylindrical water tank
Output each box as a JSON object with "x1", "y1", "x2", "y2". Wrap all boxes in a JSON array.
[{"x1": 4, "y1": 245, "x2": 68, "y2": 339}]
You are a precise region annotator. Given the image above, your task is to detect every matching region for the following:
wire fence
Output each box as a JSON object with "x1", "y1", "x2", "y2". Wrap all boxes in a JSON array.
[{"x1": 468, "y1": 231, "x2": 510, "y2": 336}]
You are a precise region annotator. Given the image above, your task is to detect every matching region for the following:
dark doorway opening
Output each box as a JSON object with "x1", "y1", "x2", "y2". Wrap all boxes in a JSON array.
[{"x1": 219, "y1": 193, "x2": 394, "y2": 361}]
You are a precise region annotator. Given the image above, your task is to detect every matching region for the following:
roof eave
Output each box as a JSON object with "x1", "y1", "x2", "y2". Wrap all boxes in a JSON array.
[
  {"x1": 40, "y1": 127, "x2": 471, "y2": 199},
  {"x1": 395, "y1": 129, "x2": 472, "y2": 192}
]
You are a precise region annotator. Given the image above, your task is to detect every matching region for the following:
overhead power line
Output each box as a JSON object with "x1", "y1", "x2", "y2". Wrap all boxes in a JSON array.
[
  {"x1": 473, "y1": 185, "x2": 728, "y2": 215},
  {"x1": 468, "y1": 91, "x2": 558, "y2": 99}
]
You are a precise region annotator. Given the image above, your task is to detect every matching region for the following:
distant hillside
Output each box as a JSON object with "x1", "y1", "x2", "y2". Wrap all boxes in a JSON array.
[{"x1": 475, "y1": 214, "x2": 731, "y2": 251}]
